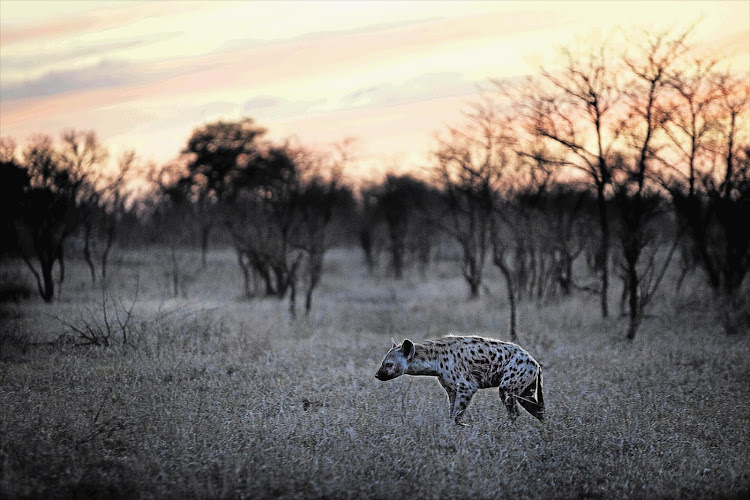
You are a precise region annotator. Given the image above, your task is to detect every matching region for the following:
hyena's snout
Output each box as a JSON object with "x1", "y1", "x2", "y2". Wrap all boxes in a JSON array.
[{"x1": 375, "y1": 367, "x2": 397, "y2": 381}]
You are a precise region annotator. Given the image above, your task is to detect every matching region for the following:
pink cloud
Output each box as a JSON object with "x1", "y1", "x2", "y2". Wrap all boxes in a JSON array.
[{"x1": 0, "y1": 2, "x2": 181, "y2": 45}]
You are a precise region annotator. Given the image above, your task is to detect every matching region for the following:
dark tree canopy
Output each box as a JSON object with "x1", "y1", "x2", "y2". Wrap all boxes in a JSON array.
[
  {"x1": 183, "y1": 118, "x2": 267, "y2": 203},
  {"x1": 0, "y1": 155, "x2": 30, "y2": 254}
]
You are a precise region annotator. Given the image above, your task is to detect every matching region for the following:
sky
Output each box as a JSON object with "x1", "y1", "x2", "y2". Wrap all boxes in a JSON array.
[{"x1": 1, "y1": 0, "x2": 748, "y2": 183}]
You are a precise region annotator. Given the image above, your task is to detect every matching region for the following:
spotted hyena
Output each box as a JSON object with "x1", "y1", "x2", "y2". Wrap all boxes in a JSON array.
[{"x1": 375, "y1": 335, "x2": 545, "y2": 425}]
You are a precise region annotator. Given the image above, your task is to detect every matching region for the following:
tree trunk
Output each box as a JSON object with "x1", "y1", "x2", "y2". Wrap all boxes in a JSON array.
[
  {"x1": 499, "y1": 261, "x2": 518, "y2": 342},
  {"x1": 625, "y1": 260, "x2": 640, "y2": 340},
  {"x1": 558, "y1": 252, "x2": 573, "y2": 295},
  {"x1": 389, "y1": 223, "x2": 406, "y2": 279},
  {"x1": 596, "y1": 183, "x2": 610, "y2": 318},
  {"x1": 256, "y1": 262, "x2": 275, "y2": 296},
  {"x1": 463, "y1": 246, "x2": 483, "y2": 300},
  {"x1": 57, "y1": 243, "x2": 65, "y2": 286},
  {"x1": 304, "y1": 286, "x2": 313, "y2": 316},
  {"x1": 83, "y1": 221, "x2": 97, "y2": 284},
  {"x1": 236, "y1": 250, "x2": 253, "y2": 298},
  {"x1": 200, "y1": 224, "x2": 211, "y2": 268},
  {"x1": 417, "y1": 237, "x2": 431, "y2": 279},
  {"x1": 170, "y1": 245, "x2": 180, "y2": 298},
  {"x1": 288, "y1": 278, "x2": 297, "y2": 318},
  {"x1": 391, "y1": 242, "x2": 404, "y2": 279},
  {"x1": 305, "y1": 253, "x2": 323, "y2": 316},
  {"x1": 101, "y1": 221, "x2": 116, "y2": 281},
  {"x1": 359, "y1": 229, "x2": 375, "y2": 274},
  {"x1": 468, "y1": 276, "x2": 481, "y2": 300},
  {"x1": 40, "y1": 256, "x2": 55, "y2": 303},
  {"x1": 626, "y1": 311, "x2": 642, "y2": 341},
  {"x1": 55, "y1": 243, "x2": 65, "y2": 298},
  {"x1": 19, "y1": 238, "x2": 57, "y2": 303},
  {"x1": 274, "y1": 265, "x2": 287, "y2": 298},
  {"x1": 491, "y1": 241, "x2": 519, "y2": 343}
]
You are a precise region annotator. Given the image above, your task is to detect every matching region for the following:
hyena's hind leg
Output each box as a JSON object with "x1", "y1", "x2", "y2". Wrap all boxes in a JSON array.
[
  {"x1": 517, "y1": 367, "x2": 545, "y2": 422},
  {"x1": 451, "y1": 389, "x2": 477, "y2": 425},
  {"x1": 499, "y1": 389, "x2": 520, "y2": 422}
]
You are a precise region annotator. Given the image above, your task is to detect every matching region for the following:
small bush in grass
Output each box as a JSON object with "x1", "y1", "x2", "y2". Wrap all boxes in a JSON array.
[{"x1": 60, "y1": 285, "x2": 138, "y2": 347}]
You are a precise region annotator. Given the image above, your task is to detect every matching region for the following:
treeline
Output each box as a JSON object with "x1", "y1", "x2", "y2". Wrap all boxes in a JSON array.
[
  {"x1": 0, "y1": 131, "x2": 138, "y2": 301},
  {"x1": 1, "y1": 27, "x2": 748, "y2": 338},
  {"x1": 0, "y1": 122, "x2": 359, "y2": 317},
  {"x1": 427, "y1": 26, "x2": 749, "y2": 339}
]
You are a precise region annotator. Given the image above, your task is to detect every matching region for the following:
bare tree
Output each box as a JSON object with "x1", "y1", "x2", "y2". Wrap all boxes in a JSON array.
[
  {"x1": 614, "y1": 28, "x2": 691, "y2": 339},
  {"x1": 59, "y1": 129, "x2": 109, "y2": 283},
  {"x1": 691, "y1": 73, "x2": 750, "y2": 297},
  {"x1": 295, "y1": 172, "x2": 348, "y2": 315},
  {"x1": 488, "y1": 141, "x2": 574, "y2": 341},
  {"x1": 662, "y1": 57, "x2": 724, "y2": 289},
  {"x1": 432, "y1": 98, "x2": 509, "y2": 299},
  {"x1": 14, "y1": 135, "x2": 81, "y2": 301},
  {"x1": 226, "y1": 140, "x2": 353, "y2": 316},
  {"x1": 519, "y1": 185, "x2": 589, "y2": 299},
  {"x1": 58, "y1": 130, "x2": 138, "y2": 284},
  {"x1": 663, "y1": 57, "x2": 722, "y2": 196},
  {"x1": 367, "y1": 174, "x2": 435, "y2": 279},
  {"x1": 98, "y1": 151, "x2": 138, "y2": 281},
  {"x1": 357, "y1": 186, "x2": 386, "y2": 275},
  {"x1": 150, "y1": 160, "x2": 201, "y2": 298},
  {"x1": 489, "y1": 220, "x2": 519, "y2": 341},
  {"x1": 0, "y1": 138, "x2": 27, "y2": 256},
  {"x1": 499, "y1": 37, "x2": 622, "y2": 318},
  {"x1": 230, "y1": 143, "x2": 303, "y2": 301},
  {"x1": 180, "y1": 118, "x2": 267, "y2": 267}
]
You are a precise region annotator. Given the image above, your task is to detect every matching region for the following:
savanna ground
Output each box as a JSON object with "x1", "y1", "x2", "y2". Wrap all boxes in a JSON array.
[{"x1": 0, "y1": 246, "x2": 748, "y2": 499}]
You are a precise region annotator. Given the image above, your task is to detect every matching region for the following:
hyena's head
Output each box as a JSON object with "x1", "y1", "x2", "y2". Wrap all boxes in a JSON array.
[{"x1": 375, "y1": 338, "x2": 415, "y2": 381}]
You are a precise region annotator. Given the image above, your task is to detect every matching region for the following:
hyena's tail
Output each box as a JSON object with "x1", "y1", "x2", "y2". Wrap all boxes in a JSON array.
[
  {"x1": 537, "y1": 366, "x2": 545, "y2": 410},
  {"x1": 518, "y1": 365, "x2": 545, "y2": 422}
]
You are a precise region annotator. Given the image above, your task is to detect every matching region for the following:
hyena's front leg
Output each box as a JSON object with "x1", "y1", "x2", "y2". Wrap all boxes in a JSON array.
[
  {"x1": 451, "y1": 389, "x2": 477, "y2": 425},
  {"x1": 439, "y1": 379, "x2": 456, "y2": 411}
]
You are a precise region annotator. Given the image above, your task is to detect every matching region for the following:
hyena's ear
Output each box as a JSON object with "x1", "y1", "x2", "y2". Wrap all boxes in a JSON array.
[
  {"x1": 391, "y1": 338, "x2": 398, "y2": 349},
  {"x1": 401, "y1": 339, "x2": 415, "y2": 360}
]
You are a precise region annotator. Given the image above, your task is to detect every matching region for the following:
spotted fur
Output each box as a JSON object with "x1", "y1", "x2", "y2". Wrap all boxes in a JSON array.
[{"x1": 375, "y1": 335, "x2": 545, "y2": 425}]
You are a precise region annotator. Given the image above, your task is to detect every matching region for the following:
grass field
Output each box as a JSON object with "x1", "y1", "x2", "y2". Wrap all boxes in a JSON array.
[{"x1": 1, "y1": 247, "x2": 748, "y2": 499}]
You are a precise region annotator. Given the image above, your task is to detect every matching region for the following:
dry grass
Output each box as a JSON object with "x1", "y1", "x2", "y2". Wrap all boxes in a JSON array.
[{"x1": 0, "y1": 248, "x2": 748, "y2": 499}]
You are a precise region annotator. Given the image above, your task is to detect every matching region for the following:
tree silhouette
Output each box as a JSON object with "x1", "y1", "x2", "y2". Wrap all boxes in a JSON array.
[
  {"x1": 710, "y1": 75, "x2": 750, "y2": 296},
  {"x1": 11, "y1": 135, "x2": 82, "y2": 301},
  {"x1": 669, "y1": 73, "x2": 750, "y2": 298},
  {"x1": 226, "y1": 140, "x2": 353, "y2": 315},
  {"x1": 376, "y1": 174, "x2": 433, "y2": 279},
  {"x1": 500, "y1": 37, "x2": 621, "y2": 319},
  {"x1": 614, "y1": 28, "x2": 691, "y2": 339},
  {"x1": 180, "y1": 118, "x2": 267, "y2": 267},
  {"x1": 433, "y1": 99, "x2": 510, "y2": 299},
  {"x1": 0, "y1": 138, "x2": 29, "y2": 256},
  {"x1": 58, "y1": 129, "x2": 110, "y2": 283}
]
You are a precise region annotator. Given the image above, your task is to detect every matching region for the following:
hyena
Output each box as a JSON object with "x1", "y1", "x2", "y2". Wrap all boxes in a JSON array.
[{"x1": 375, "y1": 335, "x2": 545, "y2": 425}]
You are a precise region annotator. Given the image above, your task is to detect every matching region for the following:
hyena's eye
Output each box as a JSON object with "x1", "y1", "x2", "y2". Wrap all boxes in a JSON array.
[{"x1": 385, "y1": 362, "x2": 394, "y2": 369}]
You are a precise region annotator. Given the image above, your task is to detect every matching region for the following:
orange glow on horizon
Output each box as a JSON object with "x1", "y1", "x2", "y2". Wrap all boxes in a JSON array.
[{"x1": 1, "y1": 1, "x2": 747, "y2": 182}]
